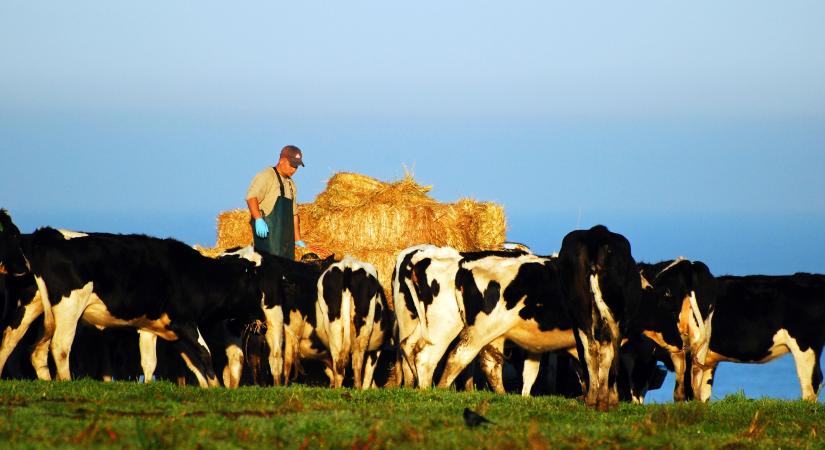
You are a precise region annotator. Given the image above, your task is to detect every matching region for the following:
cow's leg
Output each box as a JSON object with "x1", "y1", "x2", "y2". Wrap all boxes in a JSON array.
[
  {"x1": 399, "y1": 335, "x2": 420, "y2": 387},
  {"x1": 50, "y1": 285, "x2": 93, "y2": 381},
  {"x1": 331, "y1": 326, "x2": 352, "y2": 389},
  {"x1": 263, "y1": 306, "x2": 284, "y2": 385},
  {"x1": 361, "y1": 350, "x2": 381, "y2": 389},
  {"x1": 415, "y1": 321, "x2": 463, "y2": 389},
  {"x1": 223, "y1": 338, "x2": 244, "y2": 389},
  {"x1": 521, "y1": 352, "x2": 543, "y2": 397},
  {"x1": 811, "y1": 348, "x2": 823, "y2": 401},
  {"x1": 172, "y1": 325, "x2": 219, "y2": 388},
  {"x1": 101, "y1": 334, "x2": 114, "y2": 382},
  {"x1": 321, "y1": 358, "x2": 335, "y2": 386},
  {"x1": 696, "y1": 359, "x2": 718, "y2": 403},
  {"x1": 478, "y1": 337, "x2": 506, "y2": 395},
  {"x1": 0, "y1": 296, "x2": 43, "y2": 377},
  {"x1": 282, "y1": 325, "x2": 298, "y2": 385},
  {"x1": 671, "y1": 351, "x2": 687, "y2": 402},
  {"x1": 594, "y1": 337, "x2": 616, "y2": 411},
  {"x1": 138, "y1": 331, "x2": 157, "y2": 383},
  {"x1": 788, "y1": 339, "x2": 821, "y2": 401},
  {"x1": 576, "y1": 329, "x2": 599, "y2": 407},
  {"x1": 607, "y1": 339, "x2": 620, "y2": 408},
  {"x1": 437, "y1": 320, "x2": 512, "y2": 389},
  {"x1": 398, "y1": 324, "x2": 421, "y2": 387},
  {"x1": 30, "y1": 327, "x2": 51, "y2": 380}
]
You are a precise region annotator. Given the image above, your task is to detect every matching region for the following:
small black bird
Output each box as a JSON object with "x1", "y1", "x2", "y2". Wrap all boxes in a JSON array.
[{"x1": 463, "y1": 408, "x2": 494, "y2": 428}]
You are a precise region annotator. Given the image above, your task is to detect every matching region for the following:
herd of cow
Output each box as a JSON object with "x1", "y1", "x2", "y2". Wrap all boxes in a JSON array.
[{"x1": 1, "y1": 209, "x2": 823, "y2": 411}]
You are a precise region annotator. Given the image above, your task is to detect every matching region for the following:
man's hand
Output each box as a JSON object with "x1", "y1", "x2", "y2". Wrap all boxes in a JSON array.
[{"x1": 254, "y1": 218, "x2": 269, "y2": 238}]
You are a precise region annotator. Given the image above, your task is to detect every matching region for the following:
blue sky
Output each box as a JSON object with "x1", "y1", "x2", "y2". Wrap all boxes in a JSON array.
[{"x1": 1, "y1": 1, "x2": 824, "y2": 276}]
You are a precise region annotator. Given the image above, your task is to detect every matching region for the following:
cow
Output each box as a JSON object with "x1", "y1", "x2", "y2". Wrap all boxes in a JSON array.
[
  {"x1": 435, "y1": 251, "x2": 577, "y2": 396},
  {"x1": 635, "y1": 258, "x2": 717, "y2": 402},
  {"x1": 315, "y1": 256, "x2": 394, "y2": 389},
  {"x1": 694, "y1": 273, "x2": 825, "y2": 402},
  {"x1": 557, "y1": 225, "x2": 641, "y2": 411},
  {"x1": 0, "y1": 210, "x2": 265, "y2": 387},
  {"x1": 392, "y1": 244, "x2": 465, "y2": 388}
]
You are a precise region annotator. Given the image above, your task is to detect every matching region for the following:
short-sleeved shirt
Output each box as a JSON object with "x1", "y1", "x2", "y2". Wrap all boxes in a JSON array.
[{"x1": 246, "y1": 167, "x2": 298, "y2": 216}]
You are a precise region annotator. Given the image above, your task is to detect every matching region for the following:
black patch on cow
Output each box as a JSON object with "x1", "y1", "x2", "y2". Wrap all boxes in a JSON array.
[
  {"x1": 396, "y1": 250, "x2": 420, "y2": 320},
  {"x1": 459, "y1": 249, "x2": 528, "y2": 263},
  {"x1": 322, "y1": 266, "x2": 345, "y2": 323},
  {"x1": 412, "y1": 258, "x2": 436, "y2": 307},
  {"x1": 430, "y1": 279, "x2": 440, "y2": 298},
  {"x1": 1, "y1": 272, "x2": 37, "y2": 330},
  {"x1": 456, "y1": 266, "x2": 502, "y2": 326}
]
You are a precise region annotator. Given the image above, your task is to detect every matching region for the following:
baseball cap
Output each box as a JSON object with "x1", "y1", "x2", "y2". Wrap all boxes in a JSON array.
[{"x1": 280, "y1": 145, "x2": 305, "y2": 168}]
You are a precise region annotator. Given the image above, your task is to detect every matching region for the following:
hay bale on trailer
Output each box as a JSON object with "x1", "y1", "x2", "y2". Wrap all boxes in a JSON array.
[{"x1": 197, "y1": 172, "x2": 507, "y2": 305}]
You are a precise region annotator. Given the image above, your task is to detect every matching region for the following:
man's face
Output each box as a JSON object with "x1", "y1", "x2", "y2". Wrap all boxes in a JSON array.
[{"x1": 277, "y1": 157, "x2": 299, "y2": 176}]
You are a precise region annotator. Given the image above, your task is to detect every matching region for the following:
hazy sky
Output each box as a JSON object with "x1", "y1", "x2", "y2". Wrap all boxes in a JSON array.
[{"x1": 1, "y1": 1, "x2": 824, "y2": 274}]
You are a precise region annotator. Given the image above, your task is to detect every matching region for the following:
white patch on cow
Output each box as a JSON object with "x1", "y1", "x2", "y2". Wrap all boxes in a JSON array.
[
  {"x1": 589, "y1": 274, "x2": 619, "y2": 341},
  {"x1": 196, "y1": 327, "x2": 211, "y2": 357},
  {"x1": 502, "y1": 242, "x2": 532, "y2": 253},
  {"x1": 656, "y1": 256, "x2": 688, "y2": 280},
  {"x1": 223, "y1": 342, "x2": 244, "y2": 388},
  {"x1": 50, "y1": 281, "x2": 96, "y2": 380},
  {"x1": 179, "y1": 352, "x2": 210, "y2": 387},
  {"x1": 82, "y1": 295, "x2": 178, "y2": 341},
  {"x1": 57, "y1": 229, "x2": 88, "y2": 240},
  {"x1": 221, "y1": 246, "x2": 262, "y2": 266},
  {"x1": 506, "y1": 320, "x2": 575, "y2": 354},
  {"x1": 521, "y1": 353, "x2": 542, "y2": 397},
  {"x1": 138, "y1": 331, "x2": 157, "y2": 383},
  {"x1": 263, "y1": 304, "x2": 284, "y2": 385},
  {"x1": 639, "y1": 273, "x2": 652, "y2": 290}
]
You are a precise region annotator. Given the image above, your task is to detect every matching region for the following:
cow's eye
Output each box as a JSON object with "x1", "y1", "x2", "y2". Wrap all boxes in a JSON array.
[{"x1": 664, "y1": 289, "x2": 671, "y2": 297}]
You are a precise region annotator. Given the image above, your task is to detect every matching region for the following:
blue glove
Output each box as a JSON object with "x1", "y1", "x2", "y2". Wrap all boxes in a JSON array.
[
  {"x1": 295, "y1": 240, "x2": 306, "y2": 248},
  {"x1": 254, "y1": 218, "x2": 269, "y2": 238}
]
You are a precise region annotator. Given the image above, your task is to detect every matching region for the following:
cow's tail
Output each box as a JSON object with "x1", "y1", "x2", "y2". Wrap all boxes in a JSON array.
[
  {"x1": 338, "y1": 277, "x2": 354, "y2": 387},
  {"x1": 688, "y1": 290, "x2": 706, "y2": 337}
]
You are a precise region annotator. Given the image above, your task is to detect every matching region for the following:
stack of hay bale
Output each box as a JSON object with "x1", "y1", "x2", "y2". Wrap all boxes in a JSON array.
[{"x1": 196, "y1": 172, "x2": 507, "y2": 305}]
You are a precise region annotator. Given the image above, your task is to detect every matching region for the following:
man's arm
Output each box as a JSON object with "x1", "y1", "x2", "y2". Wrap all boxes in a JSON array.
[
  {"x1": 293, "y1": 214, "x2": 302, "y2": 242},
  {"x1": 246, "y1": 198, "x2": 263, "y2": 219}
]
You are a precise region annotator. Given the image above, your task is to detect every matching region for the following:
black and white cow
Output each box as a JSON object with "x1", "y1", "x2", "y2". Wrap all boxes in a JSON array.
[
  {"x1": 392, "y1": 244, "x2": 465, "y2": 388},
  {"x1": 214, "y1": 246, "x2": 335, "y2": 387},
  {"x1": 695, "y1": 273, "x2": 825, "y2": 402},
  {"x1": 557, "y1": 225, "x2": 641, "y2": 411},
  {"x1": 436, "y1": 251, "x2": 577, "y2": 396},
  {"x1": 0, "y1": 210, "x2": 265, "y2": 387},
  {"x1": 316, "y1": 256, "x2": 394, "y2": 389},
  {"x1": 635, "y1": 258, "x2": 717, "y2": 402}
]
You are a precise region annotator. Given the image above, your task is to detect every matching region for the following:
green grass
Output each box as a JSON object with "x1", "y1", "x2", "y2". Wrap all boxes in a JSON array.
[{"x1": 0, "y1": 379, "x2": 821, "y2": 449}]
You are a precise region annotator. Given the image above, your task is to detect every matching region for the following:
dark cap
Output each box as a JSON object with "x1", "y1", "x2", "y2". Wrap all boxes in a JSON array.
[{"x1": 280, "y1": 145, "x2": 305, "y2": 168}]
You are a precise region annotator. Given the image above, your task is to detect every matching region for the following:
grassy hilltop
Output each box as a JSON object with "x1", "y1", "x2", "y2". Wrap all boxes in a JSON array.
[{"x1": 0, "y1": 379, "x2": 821, "y2": 449}]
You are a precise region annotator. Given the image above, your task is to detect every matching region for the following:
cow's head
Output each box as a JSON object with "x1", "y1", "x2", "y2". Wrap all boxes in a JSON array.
[{"x1": 0, "y1": 210, "x2": 28, "y2": 276}]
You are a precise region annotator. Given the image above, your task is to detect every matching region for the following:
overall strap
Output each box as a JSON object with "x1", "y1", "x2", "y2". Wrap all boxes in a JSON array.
[{"x1": 272, "y1": 167, "x2": 286, "y2": 197}]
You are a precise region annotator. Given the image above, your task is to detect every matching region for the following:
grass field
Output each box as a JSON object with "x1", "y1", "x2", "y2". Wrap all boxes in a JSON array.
[{"x1": 0, "y1": 379, "x2": 822, "y2": 449}]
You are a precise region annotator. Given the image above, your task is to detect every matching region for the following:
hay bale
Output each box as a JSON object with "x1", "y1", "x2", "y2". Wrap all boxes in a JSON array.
[
  {"x1": 300, "y1": 172, "x2": 506, "y2": 253},
  {"x1": 202, "y1": 171, "x2": 507, "y2": 305},
  {"x1": 215, "y1": 209, "x2": 254, "y2": 250}
]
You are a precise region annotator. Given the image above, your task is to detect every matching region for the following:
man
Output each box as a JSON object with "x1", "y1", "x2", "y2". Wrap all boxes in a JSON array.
[{"x1": 246, "y1": 145, "x2": 306, "y2": 259}]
